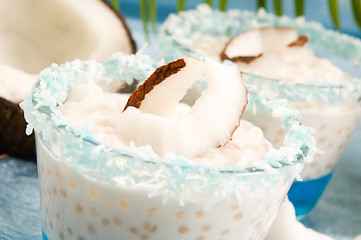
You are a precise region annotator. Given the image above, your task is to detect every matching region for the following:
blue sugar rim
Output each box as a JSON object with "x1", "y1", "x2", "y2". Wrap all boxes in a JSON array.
[
  {"x1": 21, "y1": 52, "x2": 315, "y2": 205},
  {"x1": 159, "y1": 4, "x2": 361, "y2": 104}
]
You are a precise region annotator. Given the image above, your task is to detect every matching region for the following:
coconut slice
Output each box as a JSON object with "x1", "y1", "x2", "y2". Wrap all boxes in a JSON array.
[
  {"x1": 120, "y1": 58, "x2": 248, "y2": 158},
  {"x1": 124, "y1": 58, "x2": 205, "y2": 117},
  {"x1": 0, "y1": 0, "x2": 136, "y2": 159},
  {"x1": 221, "y1": 27, "x2": 308, "y2": 63}
]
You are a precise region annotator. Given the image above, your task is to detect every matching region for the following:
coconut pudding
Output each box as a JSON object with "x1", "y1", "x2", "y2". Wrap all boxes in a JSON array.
[
  {"x1": 159, "y1": 5, "x2": 361, "y2": 218},
  {"x1": 0, "y1": 0, "x2": 135, "y2": 158},
  {"x1": 21, "y1": 53, "x2": 314, "y2": 240}
]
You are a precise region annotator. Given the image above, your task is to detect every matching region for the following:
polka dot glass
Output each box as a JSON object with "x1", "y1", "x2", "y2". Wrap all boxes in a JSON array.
[
  {"x1": 23, "y1": 53, "x2": 314, "y2": 240},
  {"x1": 159, "y1": 5, "x2": 361, "y2": 219}
]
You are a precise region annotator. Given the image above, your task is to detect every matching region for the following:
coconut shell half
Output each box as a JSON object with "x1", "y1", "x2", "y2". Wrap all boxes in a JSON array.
[
  {"x1": 0, "y1": 97, "x2": 35, "y2": 159},
  {"x1": 101, "y1": 0, "x2": 136, "y2": 53}
]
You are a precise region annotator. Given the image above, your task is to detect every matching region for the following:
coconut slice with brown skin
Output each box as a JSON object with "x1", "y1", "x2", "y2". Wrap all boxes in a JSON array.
[
  {"x1": 221, "y1": 27, "x2": 308, "y2": 63},
  {"x1": 120, "y1": 58, "x2": 248, "y2": 158},
  {"x1": 0, "y1": 0, "x2": 136, "y2": 159}
]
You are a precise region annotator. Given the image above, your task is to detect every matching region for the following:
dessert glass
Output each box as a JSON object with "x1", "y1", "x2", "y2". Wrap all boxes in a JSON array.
[
  {"x1": 159, "y1": 5, "x2": 361, "y2": 219},
  {"x1": 22, "y1": 53, "x2": 314, "y2": 240}
]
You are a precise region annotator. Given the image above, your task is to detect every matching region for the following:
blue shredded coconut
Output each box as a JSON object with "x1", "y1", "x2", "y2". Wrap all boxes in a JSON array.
[
  {"x1": 21, "y1": 52, "x2": 315, "y2": 205},
  {"x1": 159, "y1": 4, "x2": 361, "y2": 104}
]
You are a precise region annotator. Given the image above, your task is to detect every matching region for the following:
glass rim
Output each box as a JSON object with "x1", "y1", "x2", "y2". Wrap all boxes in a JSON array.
[{"x1": 22, "y1": 52, "x2": 315, "y2": 205}]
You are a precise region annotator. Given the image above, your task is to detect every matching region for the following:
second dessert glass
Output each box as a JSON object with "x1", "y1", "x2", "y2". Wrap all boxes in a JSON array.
[{"x1": 159, "y1": 5, "x2": 361, "y2": 219}]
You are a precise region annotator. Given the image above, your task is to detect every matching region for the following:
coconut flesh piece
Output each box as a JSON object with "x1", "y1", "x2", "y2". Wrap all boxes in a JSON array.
[
  {"x1": 221, "y1": 27, "x2": 308, "y2": 63},
  {"x1": 0, "y1": 0, "x2": 136, "y2": 158},
  {"x1": 120, "y1": 58, "x2": 248, "y2": 158}
]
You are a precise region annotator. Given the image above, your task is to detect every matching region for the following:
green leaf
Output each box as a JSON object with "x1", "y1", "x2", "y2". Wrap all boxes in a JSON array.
[
  {"x1": 219, "y1": 0, "x2": 228, "y2": 11},
  {"x1": 328, "y1": 0, "x2": 340, "y2": 29},
  {"x1": 274, "y1": 0, "x2": 282, "y2": 16},
  {"x1": 257, "y1": 0, "x2": 267, "y2": 10},
  {"x1": 294, "y1": 0, "x2": 304, "y2": 16},
  {"x1": 140, "y1": 0, "x2": 149, "y2": 40},
  {"x1": 111, "y1": 0, "x2": 120, "y2": 10},
  {"x1": 205, "y1": 0, "x2": 213, "y2": 7},
  {"x1": 177, "y1": 0, "x2": 186, "y2": 12},
  {"x1": 351, "y1": 0, "x2": 361, "y2": 28},
  {"x1": 150, "y1": 0, "x2": 157, "y2": 33}
]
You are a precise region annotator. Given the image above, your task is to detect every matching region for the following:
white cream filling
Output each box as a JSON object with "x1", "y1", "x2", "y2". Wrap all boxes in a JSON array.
[
  {"x1": 61, "y1": 82, "x2": 269, "y2": 167},
  {"x1": 192, "y1": 35, "x2": 352, "y2": 84}
]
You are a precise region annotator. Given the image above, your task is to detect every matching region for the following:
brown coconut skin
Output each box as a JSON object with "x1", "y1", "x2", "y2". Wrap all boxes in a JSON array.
[
  {"x1": 0, "y1": 97, "x2": 35, "y2": 159},
  {"x1": 124, "y1": 58, "x2": 186, "y2": 111},
  {"x1": 101, "y1": 0, "x2": 137, "y2": 54},
  {"x1": 220, "y1": 27, "x2": 308, "y2": 64}
]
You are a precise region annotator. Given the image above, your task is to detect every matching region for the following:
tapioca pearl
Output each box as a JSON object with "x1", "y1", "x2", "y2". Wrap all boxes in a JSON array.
[
  {"x1": 354, "y1": 116, "x2": 360, "y2": 124},
  {"x1": 76, "y1": 204, "x2": 84, "y2": 214},
  {"x1": 221, "y1": 229, "x2": 230, "y2": 236},
  {"x1": 78, "y1": 237, "x2": 85, "y2": 240},
  {"x1": 230, "y1": 205, "x2": 239, "y2": 211},
  {"x1": 273, "y1": 138, "x2": 282, "y2": 146},
  {"x1": 261, "y1": 127, "x2": 268, "y2": 132},
  {"x1": 195, "y1": 210, "x2": 204, "y2": 218},
  {"x1": 319, "y1": 124, "x2": 326, "y2": 131},
  {"x1": 49, "y1": 221, "x2": 53, "y2": 230},
  {"x1": 118, "y1": 199, "x2": 128, "y2": 209},
  {"x1": 346, "y1": 131, "x2": 353, "y2": 141},
  {"x1": 46, "y1": 168, "x2": 52, "y2": 176},
  {"x1": 61, "y1": 164, "x2": 69, "y2": 173},
  {"x1": 129, "y1": 227, "x2": 139, "y2": 235},
  {"x1": 178, "y1": 225, "x2": 189, "y2": 234},
  {"x1": 337, "y1": 128, "x2": 344, "y2": 135},
  {"x1": 338, "y1": 142, "x2": 346, "y2": 151},
  {"x1": 102, "y1": 219, "x2": 110, "y2": 227},
  {"x1": 175, "y1": 211, "x2": 184, "y2": 220},
  {"x1": 141, "y1": 234, "x2": 149, "y2": 240},
  {"x1": 67, "y1": 228, "x2": 73, "y2": 236},
  {"x1": 52, "y1": 187, "x2": 58, "y2": 195},
  {"x1": 113, "y1": 217, "x2": 122, "y2": 226},
  {"x1": 88, "y1": 224, "x2": 96, "y2": 234},
  {"x1": 40, "y1": 165, "x2": 45, "y2": 174},
  {"x1": 346, "y1": 124, "x2": 352, "y2": 132},
  {"x1": 89, "y1": 188, "x2": 99, "y2": 198},
  {"x1": 147, "y1": 207, "x2": 158, "y2": 217},
  {"x1": 56, "y1": 212, "x2": 60, "y2": 219},
  {"x1": 327, "y1": 142, "x2": 334, "y2": 148},
  {"x1": 55, "y1": 172, "x2": 62, "y2": 183},
  {"x1": 69, "y1": 180, "x2": 77, "y2": 191},
  {"x1": 143, "y1": 222, "x2": 157, "y2": 233},
  {"x1": 201, "y1": 225, "x2": 210, "y2": 231},
  {"x1": 196, "y1": 236, "x2": 205, "y2": 240},
  {"x1": 103, "y1": 197, "x2": 115, "y2": 208},
  {"x1": 276, "y1": 129, "x2": 284, "y2": 136},
  {"x1": 308, "y1": 161, "x2": 318, "y2": 168},
  {"x1": 58, "y1": 232, "x2": 64, "y2": 240},
  {"x1": 91, "y1": 207, "x2": 100, "y2": 217},
  {"x1": 318, "y1": 137, "x2": 326, "y2": 145},
  {"x1": 234, "y1": 212, "x2": 243, "y2": 221},
  {"x1": 60, "y1": 189, "x2": 67, "y2": 198}
]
